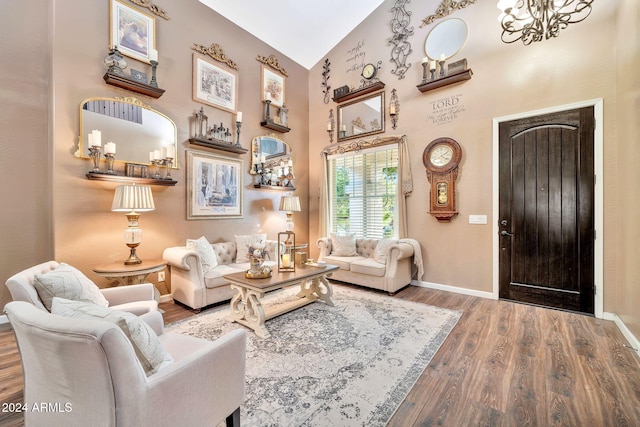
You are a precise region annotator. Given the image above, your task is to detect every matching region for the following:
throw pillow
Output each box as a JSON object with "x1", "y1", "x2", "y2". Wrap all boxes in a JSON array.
[
  {"x1": 235, "y1": 233, "x2": 267, "y2": 262},
  {"x1": 374, "y1": 238, "x2": 399, "y2": 264},
  {"x1": 330, "y1": 233, "x2": 358, "y2": 256},
  {"x1": 33, "y1": 263, "x2": 109, "y2": 312},
  {"x1": 51, "y1": 297, "x2": 174, "y2": 376},
  {"x1": 186, "y1": 236, "x2": 218, "y2": 273}
]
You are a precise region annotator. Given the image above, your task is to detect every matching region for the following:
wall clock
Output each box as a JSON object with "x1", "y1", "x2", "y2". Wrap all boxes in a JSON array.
[
  {"x1": 422, "y1": 137, "x2": 462, "y2": 222},
  {"x1": 361, "y1": 63, "x2": 378, "y2": 80}
]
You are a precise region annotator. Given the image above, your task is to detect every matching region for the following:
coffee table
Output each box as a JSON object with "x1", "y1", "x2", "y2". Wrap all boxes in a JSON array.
[{"x1": 224, "y1": 264, "x2": 339, "y2": 338}]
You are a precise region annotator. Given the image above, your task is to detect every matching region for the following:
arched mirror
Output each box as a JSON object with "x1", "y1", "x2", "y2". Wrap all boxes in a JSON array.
[
  {"x1": 337, "y1": 91, "x2": 385, "y2": 142},
  {"x1": 250, "y1": 134, "x2": 295, "y2": 189},
  {"x1": 76, "y1": 96, "x2": 179, "y2": 168},
  {"x1": 424, "y1": 18, "x2": 469, "y2": 60}
]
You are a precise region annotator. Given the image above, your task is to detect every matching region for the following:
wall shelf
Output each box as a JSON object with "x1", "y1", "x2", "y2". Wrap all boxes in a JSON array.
[
  {"x1": 103, "y1": 72, "x2": 166, "y2": 99},
  {"x1": 416, "y1": 69, "x2": 473, "y2": 93},
  {"x1": 333, "y1": 81, "x2": 385, "y2": 103},
  {"x1": 253, "y1": 184, "x2": 296, "y2": 191},
  {"x1": 86, "y1": 172, "x2": 177, "y2": 186},
  {"x1": 189, "y1": 137, "x2": 248, "y2": 154},
  {"x1": 260, "y1": 119, "x2": 290, "y2": 133}
]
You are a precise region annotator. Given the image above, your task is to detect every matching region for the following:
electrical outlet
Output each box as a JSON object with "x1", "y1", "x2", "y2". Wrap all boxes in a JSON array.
[
  {"x1": 469, "y1": 215, "x2": 487, "y2": 224},
  {"x1": 158, "y1": 271, "x2": 166, "y2": 282}
]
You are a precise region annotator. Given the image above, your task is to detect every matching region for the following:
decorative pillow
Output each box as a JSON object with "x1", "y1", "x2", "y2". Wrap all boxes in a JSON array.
[
  {"x1": 374, "y1": 238, "x2": 398, "y2": 264},
  {"x1": 235, "y1": 233, "x2": 267, "y2": 262},
  {"x1": 33, "y1": 263, "x2": 109, "y2": 311},
  {"x1": 330, "y1": 233, "x2": 358, "y2": 256},
  {"x1": 51, "y1": 297, "x2": 174, "y2": 376},
  {"x1": 186, "y1": 236, "x2": 218, "y2": 273}
]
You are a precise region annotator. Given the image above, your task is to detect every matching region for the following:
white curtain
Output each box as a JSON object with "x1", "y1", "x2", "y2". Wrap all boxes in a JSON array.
[
  {"x1": 397, "y1": 135, "x2": 413, "y2": 238},
  {"x1": 318, "y1": 151, "x2": 330, "y2": 239}
]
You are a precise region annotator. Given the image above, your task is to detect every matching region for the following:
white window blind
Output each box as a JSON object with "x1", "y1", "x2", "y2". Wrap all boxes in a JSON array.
[{"x1": 328, "y1": 145, "x2": 398, "y2": 239}]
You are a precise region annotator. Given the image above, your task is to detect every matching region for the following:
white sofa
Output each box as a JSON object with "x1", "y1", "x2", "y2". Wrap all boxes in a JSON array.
[
  {"x1": 163, "y1": 240, "x2": 280, "y2": 311},
  {"x1": 317, "y1": 237, "x2": 417, "y2": 294}
]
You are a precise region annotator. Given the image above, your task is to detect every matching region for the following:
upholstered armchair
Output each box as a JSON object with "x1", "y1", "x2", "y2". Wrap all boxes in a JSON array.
[
  {"x1": 5, "y1": 260, "x2": 158, "y2": 316},
  {"x1": 5, "y1": 301, "x2": 246, "y2": 427}
]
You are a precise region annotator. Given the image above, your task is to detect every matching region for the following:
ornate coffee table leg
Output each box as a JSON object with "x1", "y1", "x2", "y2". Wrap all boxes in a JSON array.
[
  {"x1": 297, "y1": 275, "x2": 334, "y2": 306},
  {"x1": 229, "y1": 284, "x2": 270, "y2": 338}
]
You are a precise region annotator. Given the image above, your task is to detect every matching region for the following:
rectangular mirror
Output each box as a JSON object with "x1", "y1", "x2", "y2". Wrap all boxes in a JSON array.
[{"x1": 337, "y1": 91, "x2": 385, "y2": 142}]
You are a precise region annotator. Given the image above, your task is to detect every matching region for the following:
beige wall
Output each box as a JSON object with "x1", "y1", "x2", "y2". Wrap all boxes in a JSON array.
[
  {"x1": 615, "y1": 0, "x2": 640, "y2": 338},
  {"x1": 308, "y1": 2, "x2": 620, "y2": 310},
  {"x1": 0, "y1": 0, "x2": 53, "y2": 308}
]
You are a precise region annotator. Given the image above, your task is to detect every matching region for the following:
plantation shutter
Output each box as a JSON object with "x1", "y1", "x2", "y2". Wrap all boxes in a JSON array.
[{"x1": 328, "y1": 145, "x2": 398, "y2": 239}]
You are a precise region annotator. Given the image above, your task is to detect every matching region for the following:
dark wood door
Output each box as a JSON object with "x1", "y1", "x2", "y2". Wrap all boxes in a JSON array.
[{"x1": 498, "y1": 107, "x2": 595, "y2": 314}]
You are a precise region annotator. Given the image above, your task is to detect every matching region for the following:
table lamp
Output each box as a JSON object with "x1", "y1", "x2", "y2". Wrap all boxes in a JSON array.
[
  {"x1": 111, "y1": 184, "x2": 155, "y2": 265},
  {"x1": 279, "y1": 195, "x2": 301, "y2": 231}
]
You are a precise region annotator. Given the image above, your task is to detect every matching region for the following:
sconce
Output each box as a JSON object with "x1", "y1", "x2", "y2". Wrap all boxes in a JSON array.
[
  {"x1": 389, "y1": 89, "x2": 399, "y2": 130},
  {"x1": 327, "y1": 109, "x2": 335, "y2": 143}
]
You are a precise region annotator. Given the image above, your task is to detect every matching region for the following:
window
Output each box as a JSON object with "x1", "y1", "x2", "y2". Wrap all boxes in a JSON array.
[{"x1": 328, "y1": 145, "x2": 398, "y2": 239}]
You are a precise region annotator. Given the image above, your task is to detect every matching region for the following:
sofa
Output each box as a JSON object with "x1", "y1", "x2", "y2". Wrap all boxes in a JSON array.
[
  {"x1": 163, "y1": 237, "x2": 280, "y2": 311},
  {"x1": 317, "y1": 236, "x2": 419, "y2": 294}
]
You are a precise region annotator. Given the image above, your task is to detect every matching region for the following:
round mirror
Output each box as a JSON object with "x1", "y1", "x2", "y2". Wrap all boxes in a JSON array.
[{"x1": 424, "y1": 18, "x2": 469, "y2": 60}]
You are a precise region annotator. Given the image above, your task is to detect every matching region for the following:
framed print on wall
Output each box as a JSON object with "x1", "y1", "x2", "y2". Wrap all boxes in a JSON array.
[
  {"x1": 261, "y1": 66, "x2": 285, "y2": 108},
  {"x1": 110, "y1": 0, "x2": 156, "y2": 64},
  {"x1": 193, "y1": 53, "x2": 238, "y2": 113},
  {"x1": 187, "y1": 150, "x2": 243, "y2": 219}
]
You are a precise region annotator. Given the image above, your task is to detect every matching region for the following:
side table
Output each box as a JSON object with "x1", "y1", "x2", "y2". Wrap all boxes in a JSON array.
[{"x1": 93, "y1": 259, "x2": 167, "y2": 303}]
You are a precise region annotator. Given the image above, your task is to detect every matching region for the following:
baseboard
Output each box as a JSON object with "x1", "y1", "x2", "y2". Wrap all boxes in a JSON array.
[
  {"x1": 159, "y1": 294, "x2": 173, "y2": 304},
  {"x1": 412, "y1": 280, "x2": 495, "y2": 300},
  {"x1": 0, "y1": 314, "x2": 7, "y2": 325},
  {"x1": 604, "y1": 311, "x2": 640, "y2": 353}
]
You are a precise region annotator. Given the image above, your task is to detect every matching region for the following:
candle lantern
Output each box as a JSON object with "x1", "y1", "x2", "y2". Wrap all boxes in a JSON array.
[
  {"x1": 277, "y1": 230, "x2": 296, "y2": 273},
  {"x1": 195, "y1": 107, "x2": 208, "y2": 139}
]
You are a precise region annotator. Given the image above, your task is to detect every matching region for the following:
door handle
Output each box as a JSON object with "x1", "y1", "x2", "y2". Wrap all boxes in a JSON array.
[{"x1": 500, "y1": 230, "x2": 514, "y2": 237}]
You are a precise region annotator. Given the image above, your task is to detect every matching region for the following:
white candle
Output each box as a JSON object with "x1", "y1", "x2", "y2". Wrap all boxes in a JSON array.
[
  {"x1": 154, "y1": 149, "x2": 161, "y2": 160},
  {"x1": 341, "y1": 124, "x2": 346, "y2": 132},
  {"x1": 149, "y1": 49, "x2": 158, "y2": 62},
  {"x1": 104, "y1": 142, "x2": 116, "y2": 154},
  {"x1": 282, "y1": 254, "x2": 291, "y2": 268},
  {"x1": 165, "y1": 145, "x2": 175, "y2": 159},
  {"x1": 91, "y1": 130, "x2": 102, "y2": 147},
  {"x1": 260, "y1": 155, "x2": 266, "y2": 163},
  {"x1": 327, "y1": 121, "x2": 332, "y2": 131},
  {"x1": 265, "y1": 92, "x2": 271, "y2": 101},
  {"x1": 439, "y1": 53, "x2": 446, "y2": 61},
  {"x1": 389, "y1": 104, "x2": 396, "y2": 115},
  {"x1": 161, "y1": 147, "x2": 167, "y2": 159},
  {"x1": 287, "y1": 159, "x2": 293, "y2": 167},
  {"x1": 430, "y1": 60, "x2": 437, "y2": 71},
  {"x1": 150, "y1": 151, "x2": 155, "y2": 161},
  {"x1": 236, "y1": 112, "x2": 243, "y2": 123},
  {"x1": 422, "y1": 56, "x2": 429, "y2": 64}
]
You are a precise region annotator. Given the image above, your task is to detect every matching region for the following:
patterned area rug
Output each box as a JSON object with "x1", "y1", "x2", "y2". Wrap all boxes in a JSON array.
[{"x1": 166, "y1": 285, "x2": 461, "y2": 426}]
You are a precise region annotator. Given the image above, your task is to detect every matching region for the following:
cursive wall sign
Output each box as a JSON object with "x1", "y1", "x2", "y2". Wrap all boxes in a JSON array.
[{"x1": 346, "y1": 39, "x2": 367, "y2": 74}]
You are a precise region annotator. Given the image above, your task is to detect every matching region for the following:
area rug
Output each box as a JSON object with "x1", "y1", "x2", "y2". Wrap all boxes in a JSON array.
[{"x1": 166, "y1": 285, "x2": 461, "y2": 426}]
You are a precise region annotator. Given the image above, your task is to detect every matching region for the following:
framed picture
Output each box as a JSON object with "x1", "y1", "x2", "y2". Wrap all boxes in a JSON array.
[
  {"x1": 110, "y1": 0, "x2": 156, "y2": 64},
  {"x1": 187, "y1": 150, "x2": 243, "y2": 219},
  {"x1": 261, "y1": 66, "x2": 285, "y2": 108},
  {"x1": 193, "y1": 53, "x2": 238, "y2": 113}
]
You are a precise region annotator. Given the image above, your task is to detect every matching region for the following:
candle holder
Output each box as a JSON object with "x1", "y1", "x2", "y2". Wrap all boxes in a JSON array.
[
  {"x1": 104, "y1": 153, "x2": 116, "y2": 174},
  {"x1": 439, "y1": 60, "x2": 446, "y2": 78},
  {"x1": 149, "y1": 60, "x2": 159, "y2": 88},
  {"x1": 389, "y1": 88, "x2": 399, "y2": 130},
  {"x1": 152, "y1": 160, "x2": 162, "y2": 179},
  {"x1": 421, "y1": 62, "x2": 429, "y2": 83},
  {"x1": 327, "y1": 109, "x2": 335, "y2": 143},
  {"x1": 164, "y1": 158, "x2": 173, "y2": 180},
  {"x1": 235, "y1": 121, "x2": 243, "y2": 148},
  {"x1": 88, "y1": 146, "x2": 102, "y2": 172},
  {"x1": 264, "y1": 99, "x2": 272, "y2": 121},
  {"x1": 277, "y1": 230, "x2": 296, "y2": 273},
  {"x1": 430, "y1": 68, "x2": 436, "y2": 81}
]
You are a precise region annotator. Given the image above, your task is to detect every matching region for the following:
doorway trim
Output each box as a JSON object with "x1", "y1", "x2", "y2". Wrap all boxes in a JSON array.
[{"x1": 492, "y1": 99, "x2": 604, "y2": 318}]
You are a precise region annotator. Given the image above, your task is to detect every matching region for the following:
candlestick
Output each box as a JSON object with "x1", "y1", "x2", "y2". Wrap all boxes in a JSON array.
[
  {"x1": 88, "y1": 146, "x2": 101, "y2": 172},
  {"x1": 104, "y1": 153, "x2": 115, "y2": 174},
  {"x1": 235, "y1": 120, "x2": 243, "y2": 148},
  {"x1": 149, "y1": 60, "x2": 159, "y2": 87}
]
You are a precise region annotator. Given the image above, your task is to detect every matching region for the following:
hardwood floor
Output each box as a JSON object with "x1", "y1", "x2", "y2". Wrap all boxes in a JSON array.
[{"x1": 1, "y1": 285, "x2": 639, "y2": 426}]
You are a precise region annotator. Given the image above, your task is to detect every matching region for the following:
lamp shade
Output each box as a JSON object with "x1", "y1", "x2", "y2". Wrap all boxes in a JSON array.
[
  {"x1": 279, "y1": 195, "x2": 301, "y2": 212},
  {"x1": 111, "y1": 184, "x2": 155, "y2": 212}
]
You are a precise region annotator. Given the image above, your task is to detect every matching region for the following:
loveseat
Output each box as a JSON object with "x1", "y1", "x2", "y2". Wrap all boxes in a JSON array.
[
  {"x1": 317, "y1": 236, "x2": 419, "y2": 294},
  {"x1": 163, "y1": 236, "x2": 280, "y2": 311}
]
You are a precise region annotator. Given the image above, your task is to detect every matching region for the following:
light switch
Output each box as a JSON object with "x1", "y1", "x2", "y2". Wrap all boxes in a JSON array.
[{"x1": 469, "y1": 215, "x2": 487, "y2": 224}]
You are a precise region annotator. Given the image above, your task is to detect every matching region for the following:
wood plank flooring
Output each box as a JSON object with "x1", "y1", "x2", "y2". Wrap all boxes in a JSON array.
[{"x1": 1, "y1": 285, "x2": 639, "y2": 426}]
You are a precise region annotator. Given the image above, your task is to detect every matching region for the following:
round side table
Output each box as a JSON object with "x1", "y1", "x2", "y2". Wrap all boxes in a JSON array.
[{"x1": 93, "y1": 258, "x2": 167, "y2": 302}]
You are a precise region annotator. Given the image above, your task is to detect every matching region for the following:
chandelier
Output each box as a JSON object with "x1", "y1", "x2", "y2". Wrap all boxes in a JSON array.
[{"x1": 497, "y1": 0, "x2": 594, "y2": 45}]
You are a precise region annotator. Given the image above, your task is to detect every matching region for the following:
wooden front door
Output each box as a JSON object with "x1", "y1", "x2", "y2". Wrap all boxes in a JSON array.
[{"x1": 498, "y1": 107, "x2": 595, "y2": 314}]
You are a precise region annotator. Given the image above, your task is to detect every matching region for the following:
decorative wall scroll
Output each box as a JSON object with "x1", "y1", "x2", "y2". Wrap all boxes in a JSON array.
[
  {"x1": 387, "y1": 0, "x2": 413, "y2": 80},
  {"x1": 321, "y1": 58, "x2": 331, "y2": 104},
  {"x1": 110, "y1": 0, "x2": 156, "y2": 64},
  {"x1": 128, "y1": 0, "x2": 169, "y2": 20},
  {"x1": 420, "y1": 0, "x2": 477, "y2": 28},
  {"x1": 191, "y1": 43, "x2": 238, "y2": 70},
  {"x1": 256, "y1": 54, "x2": 288, "y2": 77},
  {"x1": 192, "y1": 53, "x2": 238, "y2": 113},
  {"x1": 187, "y1": 150, "x2": 243, "y2": 219}
]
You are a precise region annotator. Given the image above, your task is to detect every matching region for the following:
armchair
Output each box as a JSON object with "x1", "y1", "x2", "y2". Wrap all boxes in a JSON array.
[
  {"x1": 5, "y1": 261, "x2": 157, "y2": 316},
  {"x1": 4, "y1": 301, "x2": 246, "y2": 427}
]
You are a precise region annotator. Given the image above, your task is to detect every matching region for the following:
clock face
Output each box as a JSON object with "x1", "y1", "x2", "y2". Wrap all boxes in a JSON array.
[
  {"x1": 429, "y1": 144, "x2": 454, "y2": 167},
  {"x1": 362, "y1": 63, "x2": 376, "y2": 79}
]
